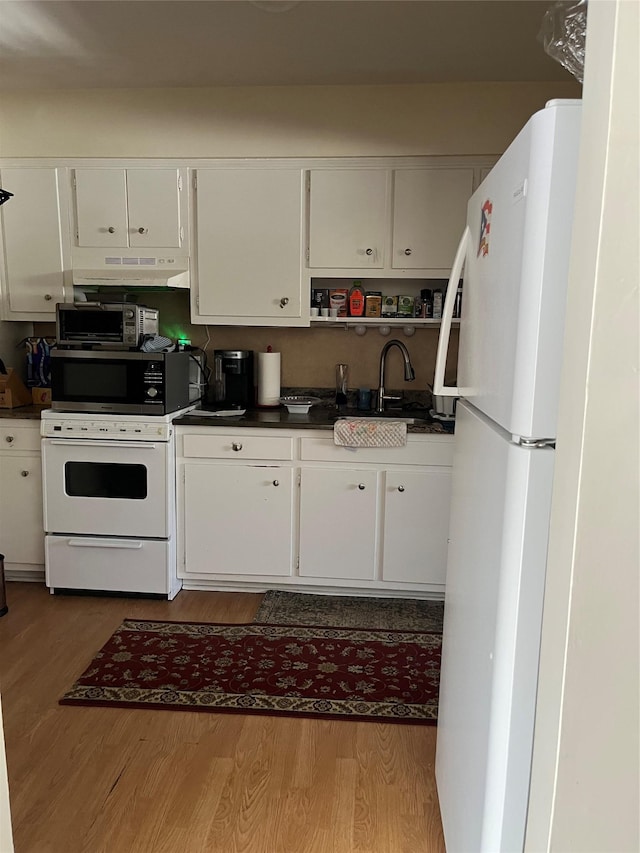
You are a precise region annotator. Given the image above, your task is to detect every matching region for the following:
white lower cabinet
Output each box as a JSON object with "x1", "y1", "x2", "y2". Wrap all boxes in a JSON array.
[
  {"x1": 382, "y1": 468, "x2": 452, "y2": 585},
  {"x1": 0, "y1": 421, "x2": 45, "y2": 576},
  {"x1": 298, "y1": 467, "x2": 378, "y2": 580},
  {"x1": 182, "y1": 461, "x2": 295, "y2": 577},
  {"x1": 177, "y1": 426, "x2": 453, "y2": 594}
]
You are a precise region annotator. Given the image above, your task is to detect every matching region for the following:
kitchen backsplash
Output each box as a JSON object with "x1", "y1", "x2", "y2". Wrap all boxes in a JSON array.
[{"x1": 33, "y1": 290, "x2": 459, "y2": 392}]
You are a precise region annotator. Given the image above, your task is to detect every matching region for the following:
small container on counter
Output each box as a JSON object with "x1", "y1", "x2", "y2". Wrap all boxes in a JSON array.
[
  {"x1": 397, "y1": 295, "x2": 415, "y2": 318},
  {"x1": 382, "y1": 295, "x2": 398, "y2": 318},
  {"x1": 421, "y1": 289, "x2": 433, "y2": 318},
  {"x1": 365, "y1": 292, "x2": 382, "y2": 317},
  {"x1": 432, "y1": 289, "x2": 443, "y2": 319},
  {"x1": 348, "y1": 281, "x2": 365, "y2": 317}
]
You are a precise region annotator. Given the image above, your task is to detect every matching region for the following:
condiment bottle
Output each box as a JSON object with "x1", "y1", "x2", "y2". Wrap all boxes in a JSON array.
[{"x1": 349, "y1": 281, "x2": 365, "y2": 317}]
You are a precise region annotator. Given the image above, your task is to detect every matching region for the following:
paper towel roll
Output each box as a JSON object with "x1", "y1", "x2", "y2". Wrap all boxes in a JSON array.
[{"x1": 257, "y1": 351, "x2": 281, "y2": 407}]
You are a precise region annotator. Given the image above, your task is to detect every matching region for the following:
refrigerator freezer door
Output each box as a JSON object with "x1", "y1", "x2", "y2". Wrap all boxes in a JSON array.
[
  {"x1": 456, "y1": 101, "x2": 581, "y2": 439},
  {"x1": 435, "y1": 401, "x2": 555, "y2": 853}
]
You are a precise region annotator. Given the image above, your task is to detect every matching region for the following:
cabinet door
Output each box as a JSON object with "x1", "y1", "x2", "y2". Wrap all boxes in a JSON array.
[
  {"x1": 127, "y1": 169, "x2": 183, "y2": 248},
  {"x1": 308, "y1": 170, "x2": 387, "y2": 269},
  {"x1": 299, "y1": 466, "x2": 378, "y2": 580},
  {"x1": 74, "y1": 168, "x2": 129, "y2": 248},
  {"x1": 0, "y1": 453, "x2": 44, "y2": 566},
  {"x1": 0, "y1": 168, "x2": 68, "y2": 318},
  {"x1": 194, "y1": 169, "x2": 303, "y2": 322},
  {"x1": 382, "y1": 469, "x2": 451, "y2": 585},
  {"x1": 392, "y1": 169, "x2": 473, "y2": 270},
  {"x1": 183, "y1": 462, "x2": 294, "y2": 576}
]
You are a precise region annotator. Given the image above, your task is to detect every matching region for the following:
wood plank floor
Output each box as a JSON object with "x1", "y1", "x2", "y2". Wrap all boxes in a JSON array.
[{"x1": 0, "y1": 583, "x2": 445, "y2": 853}]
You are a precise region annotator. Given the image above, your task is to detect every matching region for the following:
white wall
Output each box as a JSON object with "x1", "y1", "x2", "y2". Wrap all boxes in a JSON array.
[
  {"x1": 0, "y1": 82, "x2": 580, "y2": 158},
  {"x1": 526, "y1": 1, "x2": 640, "y2": 849}
]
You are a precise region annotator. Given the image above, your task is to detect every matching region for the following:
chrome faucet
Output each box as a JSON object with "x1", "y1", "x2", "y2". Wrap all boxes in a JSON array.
[{"x1": 376, "y1": 339, "x2": 416, "y2": 413}]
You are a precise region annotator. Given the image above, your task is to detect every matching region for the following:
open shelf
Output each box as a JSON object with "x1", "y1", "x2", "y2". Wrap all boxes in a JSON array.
[{"x1": 310, "y1": 317, "x2": 460, "y2": 328}]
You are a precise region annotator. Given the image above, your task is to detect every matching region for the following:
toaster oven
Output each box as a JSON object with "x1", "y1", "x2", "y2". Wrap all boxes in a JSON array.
[{"x1": 56, "y1": 302, "x2": 159, "y2": 349}]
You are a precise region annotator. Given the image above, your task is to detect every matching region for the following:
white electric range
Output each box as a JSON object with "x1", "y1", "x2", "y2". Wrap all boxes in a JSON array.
[{"x1": 41, "y1": 407, "x2": 193, "y2": 599}]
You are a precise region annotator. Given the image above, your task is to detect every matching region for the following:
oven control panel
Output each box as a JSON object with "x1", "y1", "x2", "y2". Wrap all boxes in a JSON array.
[{"x1": 41, "y1": 418, "x2": 173, "y2": 441}]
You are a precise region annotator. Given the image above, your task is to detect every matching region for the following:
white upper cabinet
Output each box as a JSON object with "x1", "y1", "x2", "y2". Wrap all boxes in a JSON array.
[
  {"x1": 391, "y1": 168, "x2": 474, "y2": 270},
  {"x1": 307, "y1": 164, "x2": 477, "y2": 278},
  {"x1": 73, "y1": 168, "x2": 185, "y2": 249},
  {"x1": 308, "y1": 169, "x2": 388, "y2": 269},
  {"x1": 0, "y1": 167, "x2": 71, "y2": 320},
  {"x1": 192, "y1": 168, "x2": 305, "y2": 326}
]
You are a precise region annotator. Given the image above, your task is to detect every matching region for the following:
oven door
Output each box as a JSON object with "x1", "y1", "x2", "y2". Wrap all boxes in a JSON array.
[{"x1": 42, "y1": 438, "x2": 171, "y2": 538}]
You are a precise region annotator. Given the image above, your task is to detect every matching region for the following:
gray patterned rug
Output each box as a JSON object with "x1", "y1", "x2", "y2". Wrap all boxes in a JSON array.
[{"x1": 254, "y1": 590, "x2": 444, "y2": 633}]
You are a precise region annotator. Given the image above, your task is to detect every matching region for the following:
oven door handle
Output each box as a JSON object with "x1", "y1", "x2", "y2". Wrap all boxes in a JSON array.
[
  {"x1": 46, "y1": 440, "x2": 161, "y2": 450},
  {"x1": 67, "y1": 538, "x2": 144, "y2": 550}
]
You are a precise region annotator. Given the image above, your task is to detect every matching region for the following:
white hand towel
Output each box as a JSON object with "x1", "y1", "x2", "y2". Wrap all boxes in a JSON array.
[{"x1": 333, "y1": 418, "x2": 407, "y2": 448}]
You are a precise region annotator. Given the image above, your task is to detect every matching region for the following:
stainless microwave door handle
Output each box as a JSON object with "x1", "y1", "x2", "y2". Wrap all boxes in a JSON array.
[
  {"x1": 67, "y1": 538, "x2": 144, "y2": 550},
  {"x1": 46, "y1": 440, "x2": 161, "y2": 449}
]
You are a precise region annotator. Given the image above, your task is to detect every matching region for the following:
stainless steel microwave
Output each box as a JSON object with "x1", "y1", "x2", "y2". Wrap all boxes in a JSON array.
[
  {"x1": 50, "y1": 350, "x2": 191, "y2": 415},
  {"x1": 56, "y1": 302, "x2": 159, "y2": 349}
]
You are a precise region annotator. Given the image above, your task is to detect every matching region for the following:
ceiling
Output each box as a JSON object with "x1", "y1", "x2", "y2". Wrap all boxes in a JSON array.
[{"x1": 0, "y1": 0, "x2": 574, "y2": 91}]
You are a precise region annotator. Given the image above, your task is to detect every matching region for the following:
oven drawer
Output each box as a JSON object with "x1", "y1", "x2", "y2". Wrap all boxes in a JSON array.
[{"x1": 45, "y1": 535, "x2": 173, "y2": 595}]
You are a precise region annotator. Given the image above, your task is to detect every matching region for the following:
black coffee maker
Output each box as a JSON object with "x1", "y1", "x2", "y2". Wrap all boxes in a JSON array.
[{"x1": 211, "y1": 350, "x2": 254, "y2": 409}]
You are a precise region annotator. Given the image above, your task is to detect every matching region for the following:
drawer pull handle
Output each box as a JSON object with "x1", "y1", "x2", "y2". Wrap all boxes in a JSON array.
[
  {"x1": 68, "y1": 538, "x2": 143, "y2": 550},
  {"x1": 137, "y1": 227, "x2": 148, "y2": 234},
  {"x1": 279, "y1": 297, "x2": 289, "y2": 308},
  {"x1": 5, "y1": 435, "x2": 14, "y2": 443},
  {"x1": 21, "y1": 470, "x2": 29, "y2": 477},
  {"x1": 358, "y1": 483, "x2": 366, "y2": 490},
  {"x1": 272, "y1": 479, "x2": 279, "y2": 487},
  {"x1": 232, "y1": 442, "x2": 243, "y2": 452},
  {"x1": 404, "y1": 248, "x2": 412, "y2": 256},
  {"x1": 44, "y1": 293, "x2": 53, "y2": 301},
  {"x1": 365, "y1": 248, "x2": 373, "y2": 256},
  {"x1": 107, "y1": 226, "x2": 116, "y2": 234},
  {"x1": 397, "y1": 485, "x2": 405, "y2": 492}
]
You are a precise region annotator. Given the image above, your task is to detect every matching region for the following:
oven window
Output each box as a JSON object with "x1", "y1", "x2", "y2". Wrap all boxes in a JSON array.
[{"x1": 65, "y1": 462, "x2": 147, "y2": 499}]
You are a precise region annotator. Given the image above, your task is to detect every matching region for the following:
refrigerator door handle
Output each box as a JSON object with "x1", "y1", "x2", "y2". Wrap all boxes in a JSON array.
[{"x1": 433, "y1": 225, "x2": 471, "y2": 397}]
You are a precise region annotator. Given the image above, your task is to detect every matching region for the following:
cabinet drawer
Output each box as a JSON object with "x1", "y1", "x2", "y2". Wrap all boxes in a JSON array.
[
  {"x1": 300, "y1": 436, "x2": 453, "y2": 467},
  {"x1": 182, "y1": 433, "x2": 294, "y2": 461},
  {"x1": 0, "y1": 423, "x2": 41, "y2": 452}
]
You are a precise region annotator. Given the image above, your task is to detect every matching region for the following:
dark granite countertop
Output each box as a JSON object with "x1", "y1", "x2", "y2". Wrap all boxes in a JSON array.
[
  {"x1": 0, "y1": 400, "x2": 455, "y2": 435},
  {"x1": 175, "y1": 405, "x2": 453, "y2": 435},
  {"x1": 0, "y1": 405, "x2": 49, "y2": 421}
]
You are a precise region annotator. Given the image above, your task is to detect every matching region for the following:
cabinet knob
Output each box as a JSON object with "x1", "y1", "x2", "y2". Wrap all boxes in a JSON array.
[
  {"x1": 358, "y1": 483, "x2": 366, "y2": 490},
  {"x1": 107, "y1": 226, "x2": 116, "y2": 234},
  {"x1": 5, "y1": 435, "x2": 14, "y2": 443},
  {"x1": 137, "y1": 227, "x2": 148, "y2": 234},
  {"x1": 365, "y1": 248, "x2": 373, "y2": 256},
  {"x1": 44, "y1": 293, "x2": 52, "y2": 301},
  {"x1": 404, "y1": 248, "x2": 412, "y2": 256},
  {"x1": 279, "y1": 297, "x2": 289, "y2": 308},
  {"x1": 232, "y1": 442, "x2": 243, "y2": 452},
  {"x1": 397, "y1": 485, "x2": 405, "y2": 492},
  {"x1": 272, "y1": 479, "x2": 279, "y2": 487},
  {"x1": 21, "y1": 470, "x2": 29, "y2": 477}
]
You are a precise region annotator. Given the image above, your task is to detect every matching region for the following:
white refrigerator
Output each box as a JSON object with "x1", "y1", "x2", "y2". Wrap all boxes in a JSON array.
[{"x1": 433, "y1": 99, "x2": 582, "y2": 853}]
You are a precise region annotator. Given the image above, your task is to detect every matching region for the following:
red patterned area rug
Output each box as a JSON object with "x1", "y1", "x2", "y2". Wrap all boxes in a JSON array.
[{"x1": 60, "y1": 619, "x2": 441, "y2": 725}]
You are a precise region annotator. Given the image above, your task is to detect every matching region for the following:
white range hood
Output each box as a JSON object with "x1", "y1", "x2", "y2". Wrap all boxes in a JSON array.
[{"x1": 72, "y1": 267, "x2": 189, "y2": 289}]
